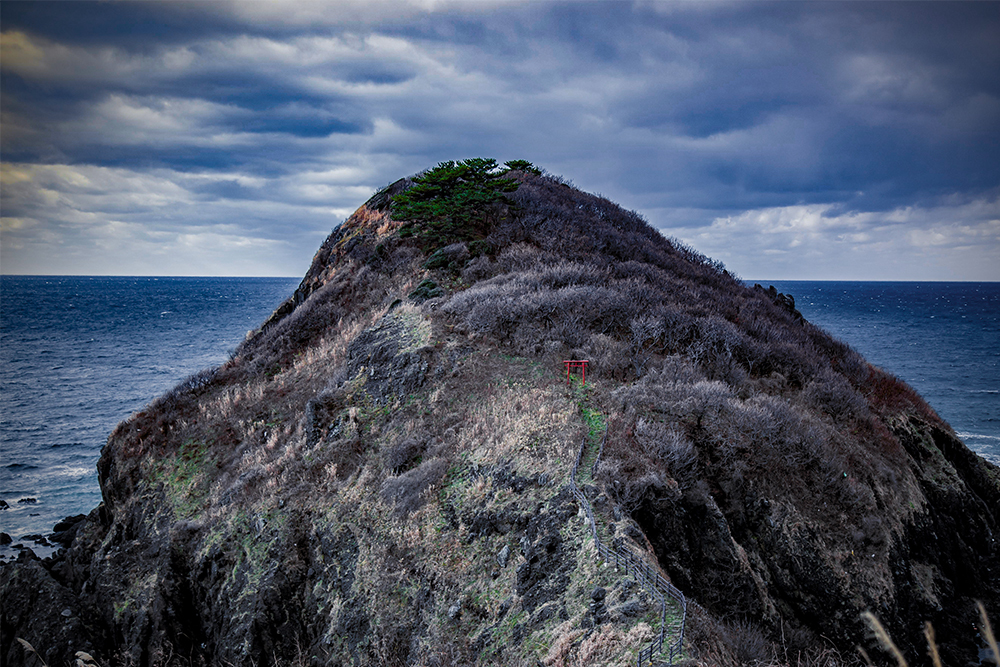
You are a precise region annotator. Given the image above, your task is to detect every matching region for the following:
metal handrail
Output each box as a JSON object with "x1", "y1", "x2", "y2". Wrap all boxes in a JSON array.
[{"x1": 569, "y1": 428, "x2": 687, "y2": 667}]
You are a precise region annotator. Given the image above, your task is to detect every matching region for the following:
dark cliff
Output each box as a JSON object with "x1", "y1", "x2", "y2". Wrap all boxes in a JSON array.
[{"x1": 3, "y1": 161, "x2": 998, "y2": 667}]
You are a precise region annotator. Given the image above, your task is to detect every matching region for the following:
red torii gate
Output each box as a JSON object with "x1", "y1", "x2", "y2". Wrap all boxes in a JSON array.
[{"x1": 563, "y1": 360, "x2": 589, "y2": 385}]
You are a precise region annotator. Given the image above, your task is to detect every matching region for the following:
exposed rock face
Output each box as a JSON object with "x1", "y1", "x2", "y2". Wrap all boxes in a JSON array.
[
  {"x1": 634, "y1": 417, "x2": 1000, "y2": 659},
  {"x1": 2, "y1": 164, "x2": 997, "y2": 667}
]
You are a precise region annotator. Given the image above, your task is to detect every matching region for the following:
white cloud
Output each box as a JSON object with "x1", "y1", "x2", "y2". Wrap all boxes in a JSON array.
[
  {"x1": 0, "y1": 30, "x2": 195, "y2": 84},
  {"x1": 0, "y1": 29, "x2": 424, "y2": 95},
  {"x1": 658, "y1": 197, "x2": 1000, "y2": 281},
  {"x1": 0, "y1": 163, "x2": 355, "y2": 276},
  {"x1": 204, "y1": 0, "x2": 522, "y2": 27},
  {"x1": 80, "y1": 95, "x2": 231, "y2": 143}
]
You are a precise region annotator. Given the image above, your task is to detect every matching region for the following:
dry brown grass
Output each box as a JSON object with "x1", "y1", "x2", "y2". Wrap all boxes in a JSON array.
[
  {"x1": 924, "y1": 622, "x2": 942, "y2": 667},
  {"x1": 576, "y1": 624, "x2": 630, "y2": 666},
  {"x1": 455, "y1": 376, "x2": 577, "y2": 480},
  {"x1": 860, "y1": 606, "x2": 999, "y2": 667},
  {"x1": 981, "y1": 601, "x2": 1000, "y2": 666},
  {"x1": 861, "y1": 612, "x2": 907, "y2": 667},
  {"x1": 16, "y1": 639, "x2": 49, "y2": 667}
]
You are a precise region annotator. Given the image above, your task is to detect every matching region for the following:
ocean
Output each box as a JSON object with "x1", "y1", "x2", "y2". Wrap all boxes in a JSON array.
[
  {"x1": 0, "y1": 276, "x2": 300, "y2": 559},
  {"x1": 1, "y1": 278, "x2": 997, "y2": 560}
]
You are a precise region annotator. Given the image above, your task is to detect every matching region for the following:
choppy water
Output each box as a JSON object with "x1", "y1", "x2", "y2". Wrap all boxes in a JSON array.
[{"x1": 0, "y1": 276, "x2": 298, "y2": 559}]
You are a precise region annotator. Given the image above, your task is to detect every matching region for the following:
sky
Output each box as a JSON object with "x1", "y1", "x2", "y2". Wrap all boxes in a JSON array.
[{"x1": 1, "y1": 1, "x2": 998, "y2": 280}]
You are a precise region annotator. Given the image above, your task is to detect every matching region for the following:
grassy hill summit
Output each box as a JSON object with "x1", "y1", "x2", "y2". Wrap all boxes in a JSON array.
[{"x1": 3, "y1": 160, "x2": 998, "y2": 667}]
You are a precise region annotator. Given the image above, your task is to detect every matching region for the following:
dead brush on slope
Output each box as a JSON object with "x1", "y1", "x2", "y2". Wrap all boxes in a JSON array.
[{"x1": 30, "y1": 161, "x2": 994, "y2": 667}]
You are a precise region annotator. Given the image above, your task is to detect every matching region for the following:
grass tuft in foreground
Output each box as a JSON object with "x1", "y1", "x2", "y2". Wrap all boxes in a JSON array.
[{"x1": 859, "y1": 602, "x2": 998, "y2": 667}]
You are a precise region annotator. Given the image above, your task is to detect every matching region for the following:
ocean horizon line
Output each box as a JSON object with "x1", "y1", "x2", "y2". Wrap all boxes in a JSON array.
[{"x1": 0, "y1": 274, "x2": 301, "y2": 280}]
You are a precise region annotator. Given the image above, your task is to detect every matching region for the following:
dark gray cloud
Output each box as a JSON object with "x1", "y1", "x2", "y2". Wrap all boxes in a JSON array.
[{"x1": 1, "y1": 0, "x2": 997, "y2": 279}]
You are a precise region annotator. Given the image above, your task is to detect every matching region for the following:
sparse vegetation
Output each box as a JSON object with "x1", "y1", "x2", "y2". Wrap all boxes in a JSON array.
[{"x1": 4, "y1": 162, "x2": 997, "y2": 667}]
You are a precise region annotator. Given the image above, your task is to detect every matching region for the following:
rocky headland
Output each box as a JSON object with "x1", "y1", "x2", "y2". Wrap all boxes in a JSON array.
[{"x1": 3, "y1": 160, "x2": 997, "y2": 667}]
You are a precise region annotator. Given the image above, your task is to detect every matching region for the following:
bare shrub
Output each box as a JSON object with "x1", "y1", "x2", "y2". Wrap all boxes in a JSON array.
[
  {"x1": 721, "y1": 618, "x2": 775, "y2": 666},
  {"x1": 657, "y1": 308, "x2": 696, "y2": 355},
  {"x1": 688, "y1": 316, "x2": 746, "y2": 381},
  {"x1": 735, "y1": 394, "x2": 829, "y2": 470},
  {"x1": 758, "y1": 340, "x2": 813, "y2": 388},
  {"x1": 444, "y1": 266, "x2": 644, "y2": 350},
  {"x1": 173, "y1": 367, "x2": 220, "y2": 394},
  {"x1": 234, "y1": 261, "x2": 377, "y2": 376},
  {"x1": 594, "y1": 456, "x2": 622, "y2": 485},
  {"x1": 380, "y1": 457, "x2": 449, "y2": 516},
  {"x1": 384, "y1": 436, "x2": 426, "y2": 473},
  {"x1": 656, "y1": 425, "x2": 699, "y2": 486},
  {"x1": 610, "y1": 356, "x2": 705, "y2": 416},
  {"x1": 861, "y1": 366, "x2": 941, "y2": 423},
  {"x1": 460, "y1": 254, "x2": 496, "y2": 282},
  {"x1": 803, "y1": 369, "x2": 869, "y2": 423},
  {"x1": 582, "y1": 333, "x2": 628, "y2": 380},
  {"x1": 591, "y1": 288, "x2": 641, "y2": 338},
  {"x1": 628, "y1": 316, "x2": 662, "y2": 378},
  {"x1": 615, "y1": 469, "x2": 669, "y2": 512},
  {"x1": 680, "y1": 380, "x2": 735, "y2": 429},
  {"x1": 496, "y1": 242, "x2": 549, "y2": 272},
  {"x1": 530, "y1": 260, "x2": 608, "y2": 289},
  {"x1": 835, "y1": 347, "x2": 870, "y2": 386},
  {"x1": 550, "y1": 316, "x2": 588, "y2": 349},
  {"x1": 509, "y1": 172, "x2": 737, "y2": 291},
  {"x1": 654, "y1": 354, "x2": 703, "y2": 385}
]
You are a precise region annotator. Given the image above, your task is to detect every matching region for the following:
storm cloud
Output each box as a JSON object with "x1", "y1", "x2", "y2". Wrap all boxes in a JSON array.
[{"x1": 2, "y1": 1, "x2": 998, "y2": 278}]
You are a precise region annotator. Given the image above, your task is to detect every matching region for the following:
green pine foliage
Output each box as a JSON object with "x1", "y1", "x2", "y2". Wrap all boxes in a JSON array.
[
  {"x1": 504, "y1": 159, "x2": 541, "y2": 175},
  {"x1": 393, "y1": 158, "x2": 534, "y2": 252}
]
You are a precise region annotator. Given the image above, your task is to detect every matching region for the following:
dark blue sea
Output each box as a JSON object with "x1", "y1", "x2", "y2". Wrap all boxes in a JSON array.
[
  {"x1": 0, "y1": 276, "x2": 299, "y2": 559},
  {"x1": 1, "y1": 278, "x2": 997, "y2": 560}
]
